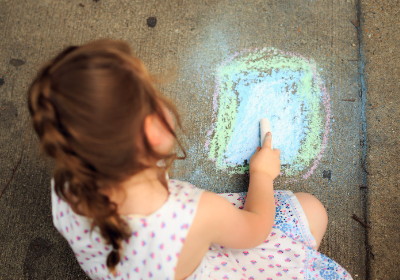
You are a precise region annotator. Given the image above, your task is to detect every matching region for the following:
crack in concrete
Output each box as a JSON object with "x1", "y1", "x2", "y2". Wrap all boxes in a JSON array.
[{"x1": 355, "y1": 0, "x2": 371, "y2": 279}]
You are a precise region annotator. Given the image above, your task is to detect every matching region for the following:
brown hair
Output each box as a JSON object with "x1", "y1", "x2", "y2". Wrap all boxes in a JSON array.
[{"x1": 27, "y1": 39, "x2": 185, "y2": 275}]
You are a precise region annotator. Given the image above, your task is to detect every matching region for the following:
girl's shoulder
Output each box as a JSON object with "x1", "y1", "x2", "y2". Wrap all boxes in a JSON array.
[
  {"x1": 167, "y1": 178, "x2": 203, "y2": 190},
  {"x1": 168, "y1": 178, "x2": 200, "y2": 190},
  {"x1": 166, "y1": 178, "x2": 205, "y2": 201}
]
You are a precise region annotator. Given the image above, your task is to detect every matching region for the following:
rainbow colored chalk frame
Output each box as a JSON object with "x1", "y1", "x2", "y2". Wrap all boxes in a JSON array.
[{"x1": 206, "y1": 48, "x2": 331, "y2": 179}]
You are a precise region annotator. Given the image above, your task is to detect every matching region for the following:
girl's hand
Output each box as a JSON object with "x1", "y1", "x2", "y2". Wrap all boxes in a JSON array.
[{"x1": 249, "y1": 132, "x2": 281, "y2": 180}]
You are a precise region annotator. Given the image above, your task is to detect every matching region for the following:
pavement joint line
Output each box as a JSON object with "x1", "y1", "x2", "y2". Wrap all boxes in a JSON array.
[{"x1": 355, "y1": 0, "x2": 371, "y2": 278}]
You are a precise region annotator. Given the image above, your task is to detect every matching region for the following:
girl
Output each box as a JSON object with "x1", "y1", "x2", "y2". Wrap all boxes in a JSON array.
[{"x1": 27, "y1": 39, "x2": 353, "y2": 280}]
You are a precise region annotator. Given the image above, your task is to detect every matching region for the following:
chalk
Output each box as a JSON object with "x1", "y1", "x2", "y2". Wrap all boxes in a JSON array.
[{"x1": 260, "y1": 118, "x2": 272, "y2": 148}]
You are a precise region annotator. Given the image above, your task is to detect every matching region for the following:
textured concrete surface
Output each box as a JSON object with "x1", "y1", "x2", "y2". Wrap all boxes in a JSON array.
[
  {"x1": 0, "y1": 0, "x2": 397, "y2": 279},
  {"x1": 361, "y1": 0, "x2": 400, "y2": 279}
]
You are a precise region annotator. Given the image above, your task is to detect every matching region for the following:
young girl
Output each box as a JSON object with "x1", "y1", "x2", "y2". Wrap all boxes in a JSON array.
[{"x1": 27, "y1": 39, "x2": 353, "y2": 280}]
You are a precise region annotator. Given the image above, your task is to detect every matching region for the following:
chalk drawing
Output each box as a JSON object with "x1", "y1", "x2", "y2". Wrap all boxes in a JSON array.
[{"x1": 206, "y1": 47, "x2": 331, "y2": 178}]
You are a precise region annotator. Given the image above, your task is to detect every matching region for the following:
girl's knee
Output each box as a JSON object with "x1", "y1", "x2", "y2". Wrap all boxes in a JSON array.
[
  {"x1": 294, "y1": 192, "x2": 328, "y2": 250},
  {"x1": 294, "y1": 192, "x2": 328, "y2": 231}
]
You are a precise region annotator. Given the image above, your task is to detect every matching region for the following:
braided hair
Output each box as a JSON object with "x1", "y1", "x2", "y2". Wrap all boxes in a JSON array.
[{"x1": 27, "y1": 39, "x2": 185, "y2": 275}]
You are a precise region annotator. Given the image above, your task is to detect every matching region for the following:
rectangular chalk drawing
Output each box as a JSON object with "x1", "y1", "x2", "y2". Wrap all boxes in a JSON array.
[{"x1": 205, "y1": 47, "x2": 331, "y2": 181}]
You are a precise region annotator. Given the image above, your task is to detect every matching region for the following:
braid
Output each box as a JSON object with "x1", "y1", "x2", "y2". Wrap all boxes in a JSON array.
[{"x1": 27, "y1": 56, "x2": 131, "y2": 275}]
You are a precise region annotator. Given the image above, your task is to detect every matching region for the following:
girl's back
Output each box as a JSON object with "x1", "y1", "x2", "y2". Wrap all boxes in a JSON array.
[{"x1": 51, "y1": 178, "x2": 207, "y2": 279}]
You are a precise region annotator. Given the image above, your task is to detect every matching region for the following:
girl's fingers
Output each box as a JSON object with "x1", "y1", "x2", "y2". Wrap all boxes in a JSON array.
[{"x1": 263, "y1": 132, "x2": 272, "y2": 149}]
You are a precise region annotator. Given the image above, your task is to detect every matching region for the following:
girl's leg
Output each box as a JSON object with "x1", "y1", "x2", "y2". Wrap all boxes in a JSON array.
[{"x1": 294, "y1": 192, "x2": 328, "y2": 251}]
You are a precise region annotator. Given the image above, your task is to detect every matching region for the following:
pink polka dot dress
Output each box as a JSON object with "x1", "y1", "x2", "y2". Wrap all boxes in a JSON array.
[{"x1": 51, "y1": 178, "x2": 353, "y2": 280}]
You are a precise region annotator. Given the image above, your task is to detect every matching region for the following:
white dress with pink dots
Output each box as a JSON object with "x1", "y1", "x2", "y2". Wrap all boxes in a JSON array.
[{"x1": 51, "y1": 178, "x2": 353, "y2": 280}]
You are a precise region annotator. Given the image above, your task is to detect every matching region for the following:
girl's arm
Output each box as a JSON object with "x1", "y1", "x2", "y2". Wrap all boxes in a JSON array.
[{"x1": 198, "y1": 133, "x2": 280, "y2": 249}]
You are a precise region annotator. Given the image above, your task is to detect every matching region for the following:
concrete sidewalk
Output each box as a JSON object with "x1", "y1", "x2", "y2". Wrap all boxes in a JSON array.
[
  {"x1": 362, "y1": 0, "x2": 400, "y2": 279},
  {"x1": 0, "y1": 0, "x2": 398, "y2": 279}
]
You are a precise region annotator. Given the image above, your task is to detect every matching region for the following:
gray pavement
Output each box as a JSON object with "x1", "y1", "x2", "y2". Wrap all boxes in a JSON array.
[
  {"x1": 0, "y1": 0, "x2": 398, "y2": 279},
  {"x1": 362, "y1": 0, "x2": 400, "y2": 279}
]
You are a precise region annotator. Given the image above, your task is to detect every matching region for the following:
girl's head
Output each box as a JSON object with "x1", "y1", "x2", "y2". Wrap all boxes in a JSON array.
[{"x1": 27, "y1": 38, "x2": 185, "y2": 274}]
